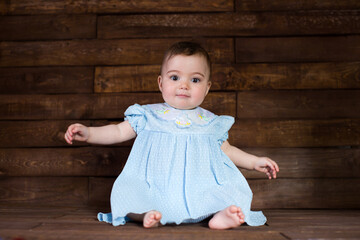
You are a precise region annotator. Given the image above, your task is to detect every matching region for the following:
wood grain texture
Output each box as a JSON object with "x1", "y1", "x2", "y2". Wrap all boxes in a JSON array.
[
  {"x1": 0, "y1": 94, "x2": 160, "y2": 120},
  {"x1": 0, "y1": 120, "x2": 91, "y2": 148},
  {"x1": 236, "y1": 36, "x2": 360, "y2": 63},
  {"x1": 95, "y1": 66, "x2": 160, "y2": 93},
  {"x1": 0, "y1": 15, "x2": 96, "y2": 41},
  {"x1": 237, "y1": 90, "x2": 360, "y2": 119},
  {"x1": 241, "y1": 147, "x2": 360, "y2": 179},
  {"x1": 1, "y1": 119, "x2": 358, "y2": 148},
  {"x1": 236, "y1": 0, "x2": 360, "y2": 11},
  {"x1": 95, "y1": 62, "x2": 360, "y2": 92},
  {"x1": 267, "y1": 210, "x2": 360, "y2": 240},
  {"x1": 0, "y1": 207, "x2": 287, "y2": 240},
  {"x1": 0, "y1": 39, "x2": 233, "y2": 67},
  {"x1": 250, "y1": 178, "x2": 360, "y2": 209},
  {"x1": 1, "y1": 208, "x2": 359, "y2": 240},
  {"x1": 1, "y1": 0, "x2": 359, "y2": 212},
  {"x1": 0, "y1": 67, "x2": 93, "y2": 94},
  {"x1": 212, "y1": 62, "x2": 360, "y2": 90},
  {"x1": 0, "y1": 177, "x2": 88, "y2": 206},
  {"x1": 0, "y1": 92, "x2": 235, "y2": 120},
  {"x1": 1, "y1": 0, "x2": 233, "y2": 15},
  {"x1": 89, "y1": 177, "x2": 360, "y2": 209},
  {"x1": 1, "y1": 147, "x2": 358, "y2": 179},
  {"x1": 229, "y1": 119, "x2": 360, "y2": 147},
  {"x1": 98, "y1": 11, "x2": 360, "y2": 39},
  {"x1": 0, "y1": 147, "x2": 129, "y2": 177}
]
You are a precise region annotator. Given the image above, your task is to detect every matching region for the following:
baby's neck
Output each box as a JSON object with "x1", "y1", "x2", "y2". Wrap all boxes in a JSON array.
[{"x1": 164, "y1": 102, "x2": 199, "y2": 110}]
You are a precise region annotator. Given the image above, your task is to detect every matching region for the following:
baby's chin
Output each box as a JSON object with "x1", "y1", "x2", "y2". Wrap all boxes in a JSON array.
[{"x1": 166, "y1": 103, "x2": 198, "y2": 110}]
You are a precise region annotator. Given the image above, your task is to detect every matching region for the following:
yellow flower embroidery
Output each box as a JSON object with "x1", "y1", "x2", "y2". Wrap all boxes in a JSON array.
[
  {"x1": 176, "y1": 120, "x2": 191, "y2": 126},
  {"x1": 198, "y1": 114, "x2": 209, "y2": 122},
  {"x1": 156, "y1": 108, "x2": 170, "y2": 114}
]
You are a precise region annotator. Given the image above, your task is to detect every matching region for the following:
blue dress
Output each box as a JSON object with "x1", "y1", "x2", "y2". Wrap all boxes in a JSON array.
[{"x1": 98, "y1": 103, "x2": 266, "y2": 226}]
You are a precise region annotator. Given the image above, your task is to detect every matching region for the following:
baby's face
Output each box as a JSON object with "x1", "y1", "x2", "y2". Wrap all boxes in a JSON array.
[{"x1": 158, "y1": 54, "x2": 211, "y2": 110}]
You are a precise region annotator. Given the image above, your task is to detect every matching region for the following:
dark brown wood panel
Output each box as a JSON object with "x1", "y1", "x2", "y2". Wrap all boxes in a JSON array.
[
  {"x1": 0, "y1": 177, "x2": 88, "y2": 206},
  {"x1": 236, "y1": 36, "x2": 360, "y2": 63},
  {"x1": 236, "y1": 0, "x2": 360, "y2": 11},
  {"x1": 0, "y1": 92, "x2": 235, "y2": 120},
  {"x1": 0, "y1": 120, "x2": 91, "y2": 148},
  {"x1": 98, "y1": 11, "x2": 360, "y2": 39},
  {"x1": 0, "y1": 147, "x2": 129, "y2": 177},
  {"x1": 0, "y1": 67, "x2": 93, "y2": 94},
  {"x1": 89, "y1": 177, "x2": 360, "y2": 209},
  {"x1": 0, "y1": 15, "x2": 96, "y2": 41},
  {"x1": 2, "y1": 0, "x2": 233, "y2": 15},
  {"x1": 1, "y1": 119, "x2": 358, "y2": 148},
  {"x1": 1, "y1": 208, "x2": 359, "y2": 240},
  {"x1": 0, "y1": 228, "x2": 286, "y2": 240},
  {"x1": 237, "y1": 90, "x2": 360, "y2": 119},
  {"x1": 0, "y1": 39, "x2": 233, "y2": 67},
  {"x1": 250, "y1": 178, "x2": 360, "y2": 209},
  {"x1": 95, "y1": 66, "x2": 160, "y2": 93},
  {"x1": 0, "y1": 0, "x2": 359, "y2": 213},
  {"x1": 0, "y1": 1, "x2": 6, "y2": 15},
  {"x1": 89, "y1": 177, "x2": 113, "y2": 207},
  {"x1": 0, "y1": 208, "x2": 286, "y2": 240},
  {"x1": 267, "y1": 210, "x2": 360, "y2": 240},
  {"x1": 1, "y1": 147, "x2": 359, "y2": 179},
  {"x1": 213, "y1": 62, "x2": 360, "y2": 90},
  {"x1": 0, "y1": 94, "x2": 160, "y2": 120},
  {"x1": 229, "y1": 119, "x2": 360, "y2": 147},
  {"x1": 95, "y1": 62, "x2": 360, "y2": 92},
  {"x1": 241, "y1": 147, "x2": 360, "y2": 179}
]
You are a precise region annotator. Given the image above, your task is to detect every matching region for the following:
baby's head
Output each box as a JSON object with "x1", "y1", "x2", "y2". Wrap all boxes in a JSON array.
[
  {"x1": 158, "y1": 42, "x2": 212, "y2": 110},
  {"x1": 160, "y1": 42, "x2": 212, "y2": 78}
]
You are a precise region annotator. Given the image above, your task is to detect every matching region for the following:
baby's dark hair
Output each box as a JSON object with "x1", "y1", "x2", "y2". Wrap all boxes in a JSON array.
[{"x1": 160, "y1": 41, "x2": 212, "y2": 78}]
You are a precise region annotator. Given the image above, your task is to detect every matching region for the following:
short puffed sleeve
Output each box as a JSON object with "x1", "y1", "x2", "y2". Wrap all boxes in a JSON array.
[
  {"x1": 213, "y1": 115, "x2": 235, "y2": 145},
  {"x1": 124, "y1": 104, "x2": 147, "y2": 134}
]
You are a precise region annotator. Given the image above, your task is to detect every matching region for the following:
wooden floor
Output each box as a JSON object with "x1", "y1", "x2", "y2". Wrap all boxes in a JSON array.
[{"x1": 0, "y1": 206, "x2": 359, "y2": 240}]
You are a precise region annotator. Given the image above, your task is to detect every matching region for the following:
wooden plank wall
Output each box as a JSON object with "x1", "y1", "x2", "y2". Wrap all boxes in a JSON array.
[{"x1": 0, "y1": 0, "x2": 359, "y2": 209}]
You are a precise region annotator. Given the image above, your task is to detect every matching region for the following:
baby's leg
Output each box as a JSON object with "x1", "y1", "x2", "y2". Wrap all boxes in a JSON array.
[
  {"x1": 127, "y1": 211, "x2": 162, "y2": 228},
  {"x1": 208, "y1": 205, "x2": 245, "y2": 230}
]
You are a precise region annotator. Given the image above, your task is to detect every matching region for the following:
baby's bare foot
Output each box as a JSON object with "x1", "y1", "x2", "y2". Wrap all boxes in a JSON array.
[
  {"x1": 208, "y1": 205, "x2": 245, "y2": 230},
  {"x1": 143, "y1": 210, "x2": 162, "y2": 228}
]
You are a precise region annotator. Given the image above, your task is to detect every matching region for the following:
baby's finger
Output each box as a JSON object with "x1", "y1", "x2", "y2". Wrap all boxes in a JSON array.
[
  {"x1": 264, "y1": 160, "x2": 276, "y2": 172},
  {"x1": 268, "y1": 159, "x2": 279, "y2": 172},
  {"x1": 65, "y1": 127, "x2": 76, "y2": 143},
  {"x1": 270, "y1": 168, "x2": 277, "y2": 179},
  {"x1": 64, "y1": 133, "x2": 73, "y2": 144},
  {"x1": 65, "y1": 132, "x2": 73, "y2": 144},
  {"x1": 267, "y1": 158, "x2": 278, "y2": 169},
  {"x1": 260, "y1": 166, "x2": 272, "y2": 179},
  {"x1": 266, "y1": 172, "x2": 271, "y2": 179},
  {"x1": 70, "y1": 125, "x2": 79, "y2": 134},
  {"x1": 263, "y1": 166, "x2": 275, "y2": 179},
  {"x1": 72, "y1": 125, "x2": 84, "y2": 136}
]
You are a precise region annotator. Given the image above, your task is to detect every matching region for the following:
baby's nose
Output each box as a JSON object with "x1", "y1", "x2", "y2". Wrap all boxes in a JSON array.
[{"x1": 179, "y1": 80, "x2": 189, "y2": 89}]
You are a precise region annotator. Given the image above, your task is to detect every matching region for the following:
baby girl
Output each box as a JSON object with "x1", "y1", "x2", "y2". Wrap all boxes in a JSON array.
[{"x1": 65, "y1": 41, "x2": 279, "y2": 229}]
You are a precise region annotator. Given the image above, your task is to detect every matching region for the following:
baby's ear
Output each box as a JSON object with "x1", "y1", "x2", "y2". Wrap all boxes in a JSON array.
[
  {"x1": 206, "y1": 81, "x2": 212, "y2": 95},
  {"x1": 157, "y1": 75, "x2": 163, "y2": 92}
]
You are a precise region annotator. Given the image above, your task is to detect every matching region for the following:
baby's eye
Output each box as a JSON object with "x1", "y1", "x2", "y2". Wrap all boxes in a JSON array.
[
  {"x1": 170, "y1": 75, "x2": 179, "y2": 81},
  {"x1": 191, "y1": 78, "x2": 200, "y2": 83}
]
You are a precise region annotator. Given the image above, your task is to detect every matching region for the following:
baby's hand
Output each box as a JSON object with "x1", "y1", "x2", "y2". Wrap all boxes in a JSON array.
[
  {"x1": 64, "y1": 123, "x2": 89, "y2": 144},
  {"x1": 254, "y1": 157, "x2": 279, "y2": 179}
]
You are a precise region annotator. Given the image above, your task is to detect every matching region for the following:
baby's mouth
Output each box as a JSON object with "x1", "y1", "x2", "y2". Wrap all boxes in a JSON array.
[{"x1": 176, "y1": 93, "x2": 190, "y2": 98}]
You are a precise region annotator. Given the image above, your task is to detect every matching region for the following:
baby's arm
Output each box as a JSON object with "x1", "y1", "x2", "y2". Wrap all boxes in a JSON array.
[
  {"x1": 221, "y1": 140, "x2": 279, "y2": 179},
  {"x1": 64, "y1": 121, "x2": 136, "y2": 145}
]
